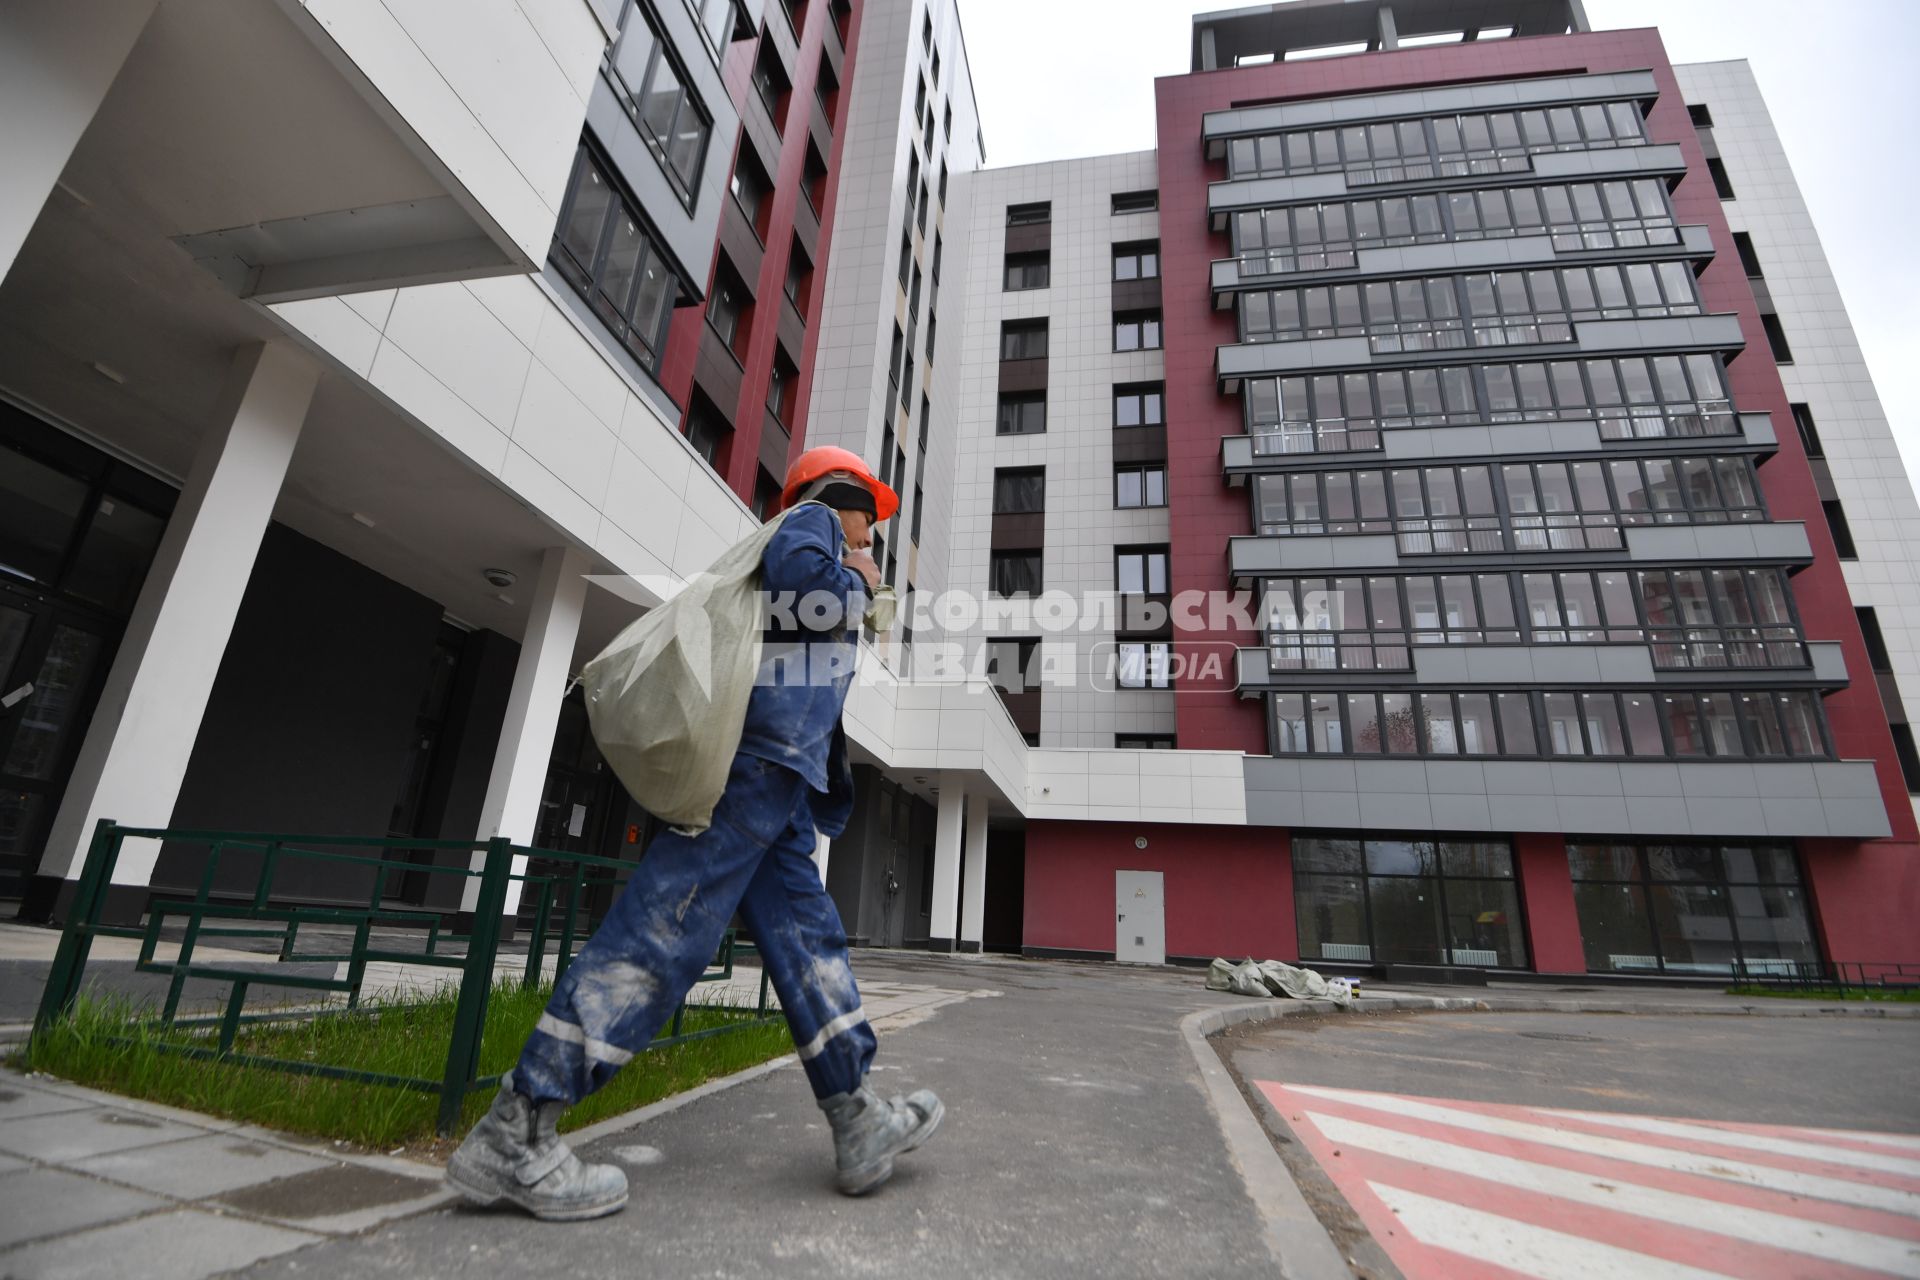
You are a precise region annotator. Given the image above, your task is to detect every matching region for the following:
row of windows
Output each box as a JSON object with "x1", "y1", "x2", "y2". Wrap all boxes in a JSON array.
[
  {"x1": 1243, "y1": 353, "x2": 1735, "y2": 456},
  {"x1": 1262, "y1": 566, "x2": 1806, "y2": 673},
  {"x1": 989, "y1": 461, "x2": 1168, "y2": 512},
  {"x1": 1294, "y1": 835, "x2": 1527, "y2": 969},
  {"x1": 552, "y1": 147, "x2": 678, "y2": 375},
  {"x1": 984, "y1": 545, "x2": 1168, "y2": 598},
  {"x1": 996, "y1": 382, "x2": 1168, "y2": 437},
  {"x1": 1225, "y1": 100, "x2": 1647, "y2": 184},
  {"x1": 1567, "y1": 839, "x2": 1814, "y2": 976},
  {"x1": 1251, "y1": 455, "x2": 1766, "y2": 554},
  {"x1": 608, "y1": 3, "x2": 715, "y2": 205},
  {"x1": 1240, "y1": 260, "x2": 1702, "y2": 352},
  {"x1": 1269, "y1": 687, "x2": 1830, "y2": 761},
  {"x1": 1296, "y1": 836, "x2": 1817, "y2": 976},
  {"x1": 1230, "y1": 178, "x2": 1678, "y2": 276}
]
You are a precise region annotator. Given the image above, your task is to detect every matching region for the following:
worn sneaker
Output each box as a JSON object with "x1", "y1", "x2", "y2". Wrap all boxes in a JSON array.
[
  {"x1": 445, "y1": 1074, "x2": 628, "y2": 1221},
  {"x1": 820, "y1": 1084, "x2": 945, "y2": 1196}
]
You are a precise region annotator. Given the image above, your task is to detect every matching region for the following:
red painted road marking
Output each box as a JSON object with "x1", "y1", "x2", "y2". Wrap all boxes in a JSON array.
[{"x1": 1258, "y1": 1080, "x2": 1920, "y2": 1279}]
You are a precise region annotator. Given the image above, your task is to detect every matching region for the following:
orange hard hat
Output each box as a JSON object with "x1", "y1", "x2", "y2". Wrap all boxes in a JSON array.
[{"x1": 780, "y1": 445, "x2": 900, "y2": 521}]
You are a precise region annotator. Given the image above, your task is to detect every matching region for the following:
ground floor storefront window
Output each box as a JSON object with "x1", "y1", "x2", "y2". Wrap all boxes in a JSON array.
[
  {"x1": 1294, "y1": 834, "x2": 1528, "y2": 968},
  {"x1": 1567, "y1": 838, "x2": 1819, "y2": 975}
]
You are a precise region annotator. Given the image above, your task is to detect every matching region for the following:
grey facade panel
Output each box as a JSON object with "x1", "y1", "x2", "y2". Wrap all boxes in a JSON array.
[
  {"x1": 1574, "y1": 313, "x2": 1744, "y2": 355},
  {"x1": 1359, "y1": 234, "x2": 1560, "y2": 275},
  {"x1": 1532, "y1": 143, "x2": 1686, "y2": 180},
  {"x1": 1201, "y1": 71, "x2": 1660, "y2": 141},
  {"x1": 1739, "y1": 412, "x2": 1778, "y2": 448},
  {"x1": 1624, "y1": 521, "x2": 1813, "y2": 564},
  {"x1": 1217, "y1": 335, "x2": 1371, "y2": 379},
  {"x1": 1229, "y1": 533, "x2": 1401, "y2": 576},
  {"x1": 1240, "y1": 755, "x2": 1891, "y2": 837},
  {"x1": 1808, "y1": 642, "x2": 1849, "y2": 685},
  {"x1": 1207, "y1": 172, "x2": 1350, "y2": 217},
  {"x1": 1384, "y1": 420, "x2": 1605, "y2": 461}
]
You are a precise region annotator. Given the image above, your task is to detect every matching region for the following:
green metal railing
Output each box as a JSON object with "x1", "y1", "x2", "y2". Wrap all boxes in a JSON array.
[{"x1": 31, "y1": 819, "x2": 778, "y2": 1134}]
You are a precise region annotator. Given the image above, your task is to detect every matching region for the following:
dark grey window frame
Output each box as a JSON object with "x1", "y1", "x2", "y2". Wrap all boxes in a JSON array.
[
  {"x1": 608, "y1": 1, "x2": 715, "y2": 209},
  {"x1": 1262, "y1": 565, "x2": 1809, "y2": 673},
  {"x1": 1250, "y1": 453, "x2": 1770, "y2": 554},
  {"x1": 1223, "y1": 98, "x2": 1649, "y2": 184},
  {"x1": 1230, "y1": 176, "x2": 1680, "y2": 276},
  {"x1": 550, "y1": 142, "x2": 680, "y2": 376},
  {"x1": 1266, "y1": 685, "x2": 1831, "y2": 762},
  {"x1": 1240, "y1": 259, "x2": 1703, "y2": 350}
]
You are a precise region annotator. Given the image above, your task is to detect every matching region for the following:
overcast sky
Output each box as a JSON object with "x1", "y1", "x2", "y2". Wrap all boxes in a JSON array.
[{"x1": 959, "y1": 0, "x2": 1920, "y2": 482}]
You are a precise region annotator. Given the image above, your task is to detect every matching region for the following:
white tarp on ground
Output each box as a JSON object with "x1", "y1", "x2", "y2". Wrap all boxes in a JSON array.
[{"x1": 1207, "y1": 957, "x2": 1355, "y2": 1007}]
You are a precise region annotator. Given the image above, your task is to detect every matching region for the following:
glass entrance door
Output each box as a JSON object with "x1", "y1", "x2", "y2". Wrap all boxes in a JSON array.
[{"x1": 0, "y1": 588, "x2": 115, "y2": 899}]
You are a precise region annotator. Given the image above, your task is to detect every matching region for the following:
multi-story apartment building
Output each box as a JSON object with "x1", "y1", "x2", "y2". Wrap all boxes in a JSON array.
[{"x1": 3, "y1": 0, "x2": 1914, "y2": 979}]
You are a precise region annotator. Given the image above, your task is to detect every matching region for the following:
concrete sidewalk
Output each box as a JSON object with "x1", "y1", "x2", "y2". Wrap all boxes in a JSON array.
[{"x1": 0, "y1": 1068, "x2": 453, "y2": 1279}]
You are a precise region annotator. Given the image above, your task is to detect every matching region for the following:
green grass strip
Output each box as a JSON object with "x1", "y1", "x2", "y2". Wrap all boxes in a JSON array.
[
  {"x1": 1725, "y1": 984, "x2": 1920, "y2": 1002},
  {"x1": 16, "y1": 984, "x2": 793, "y2": 1151}
]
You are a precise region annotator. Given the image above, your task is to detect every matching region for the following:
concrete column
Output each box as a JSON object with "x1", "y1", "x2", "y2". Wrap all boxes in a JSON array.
[
  {"x1": 813, "y1": 831, "x2": 832, "y2": 886},
  {"x1": 36, "y1": 343, "x2": 319, "y2": 910},
  {"x1": 958, "y1": 791, "x2": 989, "y2": 953},
  {"x1": 1376, "y1": 5, "x2": 1400, "y2": 51},
  {"x1": 927, "y1": 780, "x2": 964, "y2": 952},
  {"x1": 463, "y1": 545, "x2": 590, "y2": 916},
  {"x1": 0, "y1": 0, "x2": 156, "y2": 284}
]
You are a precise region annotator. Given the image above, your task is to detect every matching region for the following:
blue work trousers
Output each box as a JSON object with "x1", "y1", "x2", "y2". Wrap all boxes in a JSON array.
[{"x1": 514, "y1": 753, "x2": 876, "y2": 1105}]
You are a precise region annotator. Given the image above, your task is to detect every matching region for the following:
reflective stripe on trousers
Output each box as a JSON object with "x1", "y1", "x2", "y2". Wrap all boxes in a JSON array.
[{"x1": 513, "y1": 752, "x2": 876, "y2": 1105}]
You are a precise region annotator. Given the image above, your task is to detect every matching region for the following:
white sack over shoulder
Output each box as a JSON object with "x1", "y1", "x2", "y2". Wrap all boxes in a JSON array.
[{"x1": 579, "y1": 505, "x2": 811, "y2": 833}]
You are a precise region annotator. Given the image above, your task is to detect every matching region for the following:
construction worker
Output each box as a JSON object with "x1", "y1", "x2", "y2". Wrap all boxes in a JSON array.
[{"x1": 446, "y1": 447, "x2": 943, "y2": 1221}]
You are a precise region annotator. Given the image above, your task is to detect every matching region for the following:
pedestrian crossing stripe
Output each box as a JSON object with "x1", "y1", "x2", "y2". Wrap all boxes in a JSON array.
[{"x1": 1257, "y1": 1080, "x2": 1920, "y2": 1279}]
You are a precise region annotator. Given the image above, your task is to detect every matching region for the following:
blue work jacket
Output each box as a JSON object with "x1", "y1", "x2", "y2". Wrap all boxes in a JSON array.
[{"x1": 735, "y1": 503, "x2": 867, "y2": 837}]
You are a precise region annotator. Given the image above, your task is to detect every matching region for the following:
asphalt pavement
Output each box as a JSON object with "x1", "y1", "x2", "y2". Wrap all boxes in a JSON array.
[{"x1": 230, "y1": 951, "x2": 1278, "y2": 1280}]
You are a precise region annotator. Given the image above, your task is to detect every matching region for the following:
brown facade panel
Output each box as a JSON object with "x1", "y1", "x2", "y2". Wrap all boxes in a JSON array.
[
  {"x1": 793, "y1": 188, "x2": 822, "y2": 260},
  {"x1": 809, "y1": 94, "x2": 833, "y2": 162},
  {"x1": 1005, "y1": 222, "x2": 1052, "y2": 256},
  {"x1": 990, "y1": 512, "x2": 1046, "y2": 550},
  {"x1": 759, "y1": 410, "x2": 792, "y2": 478},
  {"x1": 777, "y1": 294, "x2": 807, "y2": 366},
  {"x1": 740, "y1": 93, "x2": 783, "y2": 189},
  {"x1": 998, "y1": 358, "x2": 1048, "y2": 395},
  {"x1": 1113, "y1": 424, "x2": 1168, "y2": 465},
  {"x1": 1112, "y1": 276, "x2": 1162, "y2": 313},
  {"x1": 692, "y1": 326, "x2": 746, "y2": 422},
  {"x1": 1878, "y1": 672, "x2": 1909, "y2": 724},
  {"x1": 999, "y1": 690, "x2": 1042, "y2": 735},
  {"x1": 1809, "y1": 456, "x2": 1840, "y2": 502},
  {"x1": 717, "y1": 199, "x2": 766, "y2": 291}
]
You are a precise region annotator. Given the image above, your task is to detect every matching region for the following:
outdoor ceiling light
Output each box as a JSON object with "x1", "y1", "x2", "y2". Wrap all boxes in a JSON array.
[{"x1": 483, "y1": 568, "x2": 516, "y2": 589}]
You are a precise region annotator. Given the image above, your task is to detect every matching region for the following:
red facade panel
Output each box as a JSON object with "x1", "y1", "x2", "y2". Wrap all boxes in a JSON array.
[{"x1": 1023, "y1": 820, "x2": 1295, "y2": 961}]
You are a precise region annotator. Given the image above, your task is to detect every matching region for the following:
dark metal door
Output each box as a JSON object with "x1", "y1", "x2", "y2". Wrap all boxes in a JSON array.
[{"x1": 0, "y1": 586, "x2": 116, "y2": 899}]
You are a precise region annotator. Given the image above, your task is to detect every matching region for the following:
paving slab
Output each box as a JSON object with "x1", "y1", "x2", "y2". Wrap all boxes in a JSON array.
[
  {"x1": 72, "y1": 1132, "x2": 335, "y2": 1200},
  {"x1": 213, "y1": 1163, "x2": 454, "y2": 1236},
  {"x1": 0, "y1": 1208, "x2": 319, "y2": 1280},
  {"x1": 0, "y1": 1107, "x2": 210, "y2": 1163},
  {"x1": 0, "y1": 1167, "x2": 169, "y2": 1249},
  {"x1": 0, "y1": 1080, "x2": 97, "y2": 1123}
]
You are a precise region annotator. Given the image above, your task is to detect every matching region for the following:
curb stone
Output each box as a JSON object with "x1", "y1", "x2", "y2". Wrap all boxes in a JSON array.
[{"x1": 1180, "y1": 995, "x2": 1486, "y2": 1279}]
